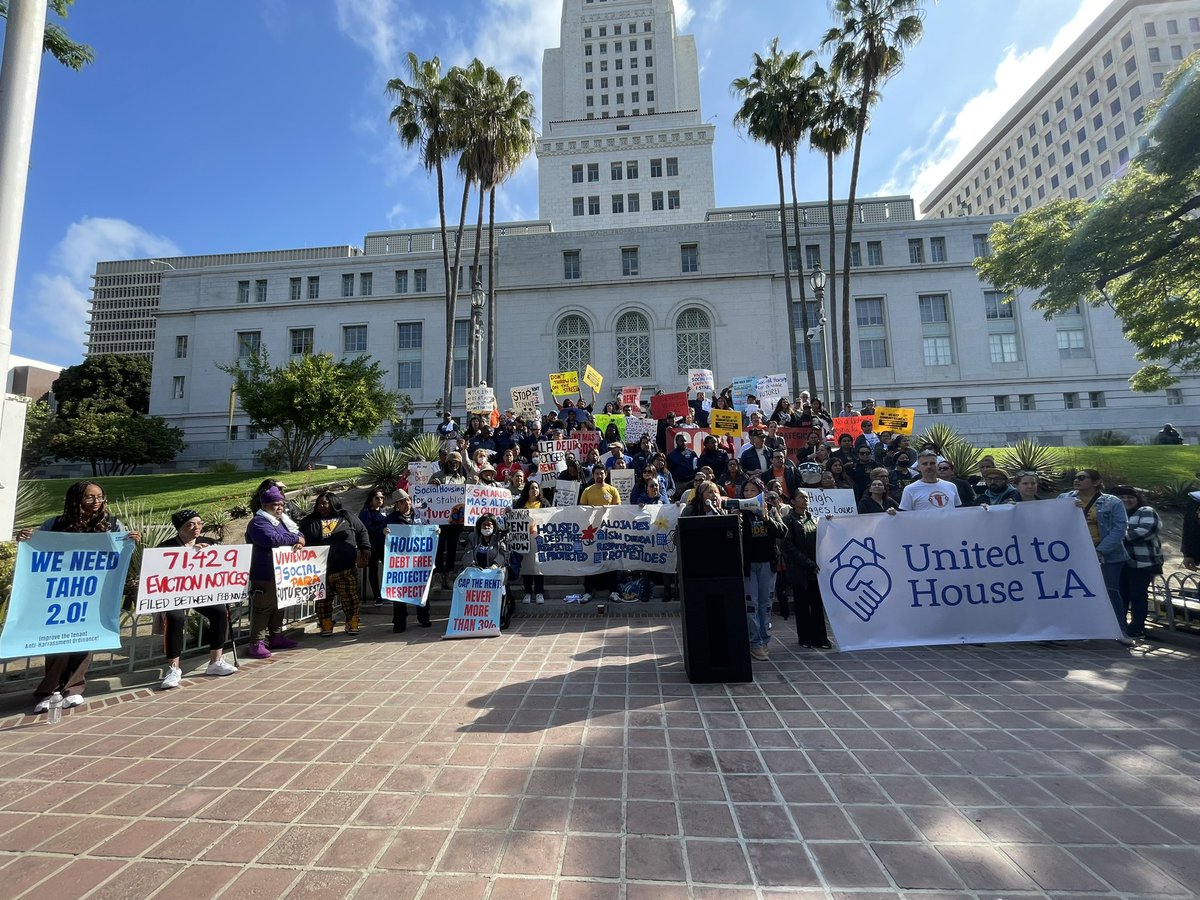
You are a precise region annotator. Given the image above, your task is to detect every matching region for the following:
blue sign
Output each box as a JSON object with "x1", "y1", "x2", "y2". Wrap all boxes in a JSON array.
[
  {"x1": 382, "y1": 524, "x2": 438, "y2": 607},
  {"x1": 0, "y1": 532, "x2": 134, "y2": 660}
]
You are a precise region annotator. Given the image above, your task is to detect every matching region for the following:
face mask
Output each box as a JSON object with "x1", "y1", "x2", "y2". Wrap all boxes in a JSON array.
[{"x1": 481, "y1": 527, "x2": 494, "y2": 537}]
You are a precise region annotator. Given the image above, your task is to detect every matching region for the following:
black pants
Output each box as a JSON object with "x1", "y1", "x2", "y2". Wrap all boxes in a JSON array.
[
  {"x1": 793, "y1": 573, "x2": 828, "y2": 646},
  {"x1": 366, "y1": 542, "x2": 385, "y2": 601},
  {"x1": 163, "y1": 605, "x2": 228, "y2": 658},
  {"x1": 393, "y1": 600, "x2": 430, "y2": 630},
  {"x1": 583, "y1": 572, "x2": 616, "y2": 595},
  {"x1": 523, "y1": 574, "x2": 546, "y2": 594}
]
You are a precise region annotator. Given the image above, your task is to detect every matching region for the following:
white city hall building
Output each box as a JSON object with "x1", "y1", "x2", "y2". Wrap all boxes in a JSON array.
[{"x1": 92, "y1": 0, "x2": 1194, "y2": 468}]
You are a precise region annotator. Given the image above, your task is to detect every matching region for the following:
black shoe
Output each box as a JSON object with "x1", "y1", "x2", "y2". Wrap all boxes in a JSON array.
[
  {"x1": 393, "y1": 624, "x2": 406, "y2": 633},
  {"x1": 817, "y1": 642, "x2": 832, "y2": 650},
  {"x1": 418, "y1": 618, "x2": 431, "y2": 628}
]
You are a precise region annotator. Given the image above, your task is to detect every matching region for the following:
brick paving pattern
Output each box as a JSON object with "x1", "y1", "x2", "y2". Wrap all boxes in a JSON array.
[{"x1": 1, "y1": 616, "x2": 1199, "y2": 898}]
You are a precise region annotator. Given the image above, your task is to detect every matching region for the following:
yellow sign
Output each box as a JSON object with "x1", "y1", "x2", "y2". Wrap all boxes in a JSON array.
[
  {"x1": 583, "y1": 364, "x2": 604, "y2": 393},
  {"x1": 873, "y1": 406, "x2": 915, "y2": 434},
  {"x1": 548, "y1": 371, "x2": 580, "y2": 396},
  {"x1": 709, "y1": 408, "x2": 744, "y2": 437}
]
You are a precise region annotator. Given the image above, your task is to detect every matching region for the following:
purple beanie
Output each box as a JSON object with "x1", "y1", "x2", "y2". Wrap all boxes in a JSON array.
[{"x1": 259, "y1": 486, "x2": 285, "y2": 504}]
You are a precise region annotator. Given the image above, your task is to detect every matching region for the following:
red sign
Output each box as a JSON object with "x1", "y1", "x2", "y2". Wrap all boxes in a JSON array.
[
  {"x1": 650, "y1": 391, "x2": 689, "y2": 419},
  {"x1": 776, "y1": 426, "x2": 814, "y2": 455},
  {"x1": 574, "y1": 430, "x2": 600, "y2": 457},
  {"x1": 832, "y1": 416, "x2": 871, "y2": 443},
  {"x1": 668, "y1": 427, "x2": 748, "y2": 459}
]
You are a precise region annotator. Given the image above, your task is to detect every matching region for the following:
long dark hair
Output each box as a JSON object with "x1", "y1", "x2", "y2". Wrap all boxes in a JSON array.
[
  {"x1": 57, "y1": 480, "x2": 113, "y2": 533},
  {"x1": 516, "y1": 480, "x2": 543, "y2": 508},
  {"x1": 311, "y1": 491, "x2": 345, "y2": 517}
]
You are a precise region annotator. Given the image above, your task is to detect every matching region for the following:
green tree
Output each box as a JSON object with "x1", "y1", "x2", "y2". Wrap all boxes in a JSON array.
[
  {"x1": 52, "y1": 353, "x2": 150, "y2": 416},
  {"x1": 222, "y1": 351, "x2": 400, "y2": 471},
  {"x1": 47, "y1": 406, "x2": 185, "y2": 476},
  {"x1": 976, "y1": 55, "x2": 1200, "y2": 392},
  {"x1": 0, "y1": 0, "x2": 93, "y2": 70},
  {"x1": 823, "y1": 0, "x2": 925, "y2": 406},
  {"x1": 732, "y1": 39, "x2": 818, "y2": 400},
  {"x1": 20, "y1": 399, "x2": 54, "y2": 469}
]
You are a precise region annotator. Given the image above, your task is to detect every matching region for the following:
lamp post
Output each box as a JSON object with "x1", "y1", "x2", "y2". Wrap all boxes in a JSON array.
[
  {"x1": 148, "y1": 259, "x2": 176, "y2": 270},
  {"x1": 470, "y1": 280, "x2": 485, "y2": 386},
  {"x1": 809, "y1": 264, "x2": 831, "y2": 409}
]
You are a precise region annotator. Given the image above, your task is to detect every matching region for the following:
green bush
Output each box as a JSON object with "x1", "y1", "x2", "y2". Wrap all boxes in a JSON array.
[
  {"x1": 399, "y1": 433, "x2": 443, "y2": 465},
  {"x1": 997, "y1": 439, "x2": 1066, "y2": 492},
  {"x1": 362, "y1": 445, "x2": 408, "y2": 492},
  {"x1": 209, "y1": 460, "x2": 239, "y2": 474},
  {"x1": 1083, "y1": 430, "x2": 1131, "y2": 446},
  {"x1": 1147, "y1": 478, "x2": 1198, "y2": 510}
]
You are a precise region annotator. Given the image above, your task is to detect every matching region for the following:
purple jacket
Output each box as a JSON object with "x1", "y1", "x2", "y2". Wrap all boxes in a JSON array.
[{"x1": 246, "y1": 514, "x2": 303, "y2": 581}]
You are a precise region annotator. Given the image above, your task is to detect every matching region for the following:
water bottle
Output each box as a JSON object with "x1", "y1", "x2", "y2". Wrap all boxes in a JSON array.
[{"x1": 47, "y1": 692, "x2": 63, "y2": 726}]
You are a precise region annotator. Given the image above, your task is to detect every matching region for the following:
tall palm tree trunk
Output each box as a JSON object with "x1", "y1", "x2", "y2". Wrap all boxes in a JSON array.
[
  {"x1": 467, "y1": 186, "x2": 485, "y2": 385},
  {"x1": 774, "y1": 148, "x2": 802, "y2": 402},
  {"x1": 486, "y1": 187, "x2": 498, "y2": 387},
  {"x1": 825, "y1": 150, "x2": 842, "y2": 407},
  {"x1": 437, "y1": 163, "x2": 454, "y2": 411},
  {"x1": 787, "y1": 151, "x2": 818, "y2": 399},
  {"x1": 444, "y1": 178, "x2": 473, "y2": 409},
  {"x1": 840, "y1": 85, "x2": 871, "y2": 410}
]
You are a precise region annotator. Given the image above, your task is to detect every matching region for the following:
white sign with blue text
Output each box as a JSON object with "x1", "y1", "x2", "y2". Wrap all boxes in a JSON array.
[{"x1": 816, "y1": 502, "x2": 1121, "y2": 650}]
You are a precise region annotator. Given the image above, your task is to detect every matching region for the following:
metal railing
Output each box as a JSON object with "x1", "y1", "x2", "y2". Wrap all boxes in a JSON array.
[{"x1": 1148, "y1": 571, "x2": 1200, "y2": 633}]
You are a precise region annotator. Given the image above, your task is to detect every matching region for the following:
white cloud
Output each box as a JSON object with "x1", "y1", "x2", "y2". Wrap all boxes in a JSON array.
[
  {"x1": 881, "y1": 0, "x2": 1110, "y2": 212},
  {"x1": 675, "y1": 0, "x2": 696, "y2": 29},
  {"x1": 334, "y1": 0, "x2": 427, "y2": 78},
  {"x1": 25, "y1": 217, "x2": 179, "y2": 360}
]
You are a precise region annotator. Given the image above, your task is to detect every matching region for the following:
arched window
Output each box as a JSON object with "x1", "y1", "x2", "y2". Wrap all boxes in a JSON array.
[
  {"x1": 675, "y1": 307, "x2": 712, "y2": 375},
  {"x1": 556, "y1": 314, "x2": 591, "y2": 373},
  {"x1": 615, "y1": 310, "x2": 652, "y2": 379}
]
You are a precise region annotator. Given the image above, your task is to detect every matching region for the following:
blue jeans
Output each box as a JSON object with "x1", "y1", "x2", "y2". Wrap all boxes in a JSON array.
[
  {"x1": 1100, "y1": 561, "x2": 1127, "y2": 635},
  {"x1": 745, "y1": 561, "x2": 774, "y2": 650}
]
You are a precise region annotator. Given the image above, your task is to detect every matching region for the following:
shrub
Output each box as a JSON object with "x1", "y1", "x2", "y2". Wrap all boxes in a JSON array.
[
  {"x1": 1083, "y1": 430, "x2": 1131, "y2": 446},
  {"x1": 254, "y1": 439, "x2": 290, "y2": 472},
  {"x1": 997, "y1": 439, "x2": 1066, "y2": 492},
  {"x1": 362, "y1": 445, "x2": 408, "y2": 492},
  {"x1": 400, "y1": 433, "x2": 443, "y2": 465},
  {"x1": 1148, "y1": 479, "x2": 1199, "y2": 511},
  {"x1": 209, "y1": 460, "x2": 239, "y2": 474},
  {"x1": 941, "y1": 441, "x2": 985, "y2": 481},
  {"x1": 13, "y1": 475, "x2": 47, "y2": 533},
  {"x1": 201, "y1": 504, "x2": 232, "y2": 541},
  {"x1": 913, "y1": 422, "x2": 965, "y2": 455}
]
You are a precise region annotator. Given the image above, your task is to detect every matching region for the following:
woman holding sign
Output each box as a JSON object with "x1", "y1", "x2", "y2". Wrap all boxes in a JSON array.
[
  {"x1": 23, "y1": 481, "x2": 141, "y2": 713},
  {"x1": 461, "y1": 514, "x2": 513, "y2": 628},
  {"x1": 158, "y1": 510, "x2": 238, "y2": 689},
  {"x1": 300, "y1": 492, "x2": 371, "y2": 636},
  {"x1": 245, "y1": 486, "x2": 305, "y2": 659}
]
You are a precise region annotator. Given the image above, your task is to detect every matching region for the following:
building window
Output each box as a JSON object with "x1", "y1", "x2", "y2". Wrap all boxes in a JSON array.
[
  {"x1": 1089, "y1": 391, "x2": 1106, "y2": 408},
  {"x1": 919, "y1": 294, "x2": 948, "y2": 323},
  {"x1": 626, "y1": 160, "x2": 638, "y2": 179},
  {"x1": 929, "y1": 236, "x2": 946, "y2": 262},
  {"x1": 860, "y1": 339, "x2": 888, "y2": 369},
  {"x1": 972, "y1": 233, "x2": 990, "y2": 257},
  {"x1": 850, "y1": 242, "x2": 862, "y2": 267},
  {"x1": 237, "y1": 330, "x2": 261, "y2": 361},
  {"x1": 307, "y1": 276, "x2": 320, "y2": 299},
  {"x1": 1063, "y1": 392, "x2": 1079, "y2": 409},
  {"x1": 1020, "y1": 394, "x2": 1036, "y2": 411},
  {"x1": 290, "y1": 328, "x2": 314, "y2": 358},
  {"x1": 627, "y1": 193, "x2": 640, "y2": 212},
  {"x1": 611, "y1": 194, "x2": 624, "y2": 213},
  {"x1": 587, "y1": 163, "x2": 599, "y2": 182},
  {"x1": 395, "y1": 322, "x2": 422, "y2": 386},
  {"x1": 414, "y1": 269, "x2": 427, "y2": 292},
  {"x1": 175, "y1": 335, "x2": 188, "y2": 359},
  {"x1": 675, "y1": 307, "x2": 712, "y2": 375},
  {"x1": 621, "y1": 247, "x2": 639, "y2": 276},
  {"x1": 251, "y1": 279, "x2": 266, "y2": 303},
  {"x1": 984, "y1": 290, "x2": 1013, "y2": 320},
  {"x1": 343, "y1": 324, "x2": 368, "y2": 355},
  {"x1": 804, "y1": 244, "x2": 821, "y2": 270},
  {"x1": 680, "y1": 243, "x2": 700, "y2": 273},
  {"x1": 340, "y1": 274, "x2": 354, "y2": 297},
  {"x1": 360, "y1": 273, "x2": 373, "y2": 296},
  {"x1": 572, "y1": 164, "x2": 583, "y2": 183},
  {"x1": 856, "y1": 297, "x2": 884, "y2": 327},
  {"x1": 615, "y1": 310, "x2": 651, "y2": 379},
  {"x1": 989, "y1": 333, "x2": 1019, "y2": 363},
  {"x1": 556, "y1": 314, "x2": 591, "y2": 373},
  {"x1": 573, "y1": 196, "x2": 585, "y2": 216},
  {"x1": 650, "y1": 158, "x2": 662, "y2": 177},
  {"x1": 290, "y1": 277, "x2": 302, "y2": 301},
  {"x1": 923, "y1": 337, "x2": 952, "y2": 366},
  {"x1": 563, "y1": 250, "x2": 581, "y2": 280},
  {"x1": 867, "y1": 241, "x2": 883, "y2": 266},
  {"x1": 667, "y1": 190, "x2": 680, "y2": 209},
  {"x1": 927, "y1": 398, "x2": 943, "y2": 415},
  {"x1": 951, "y1": 397, "x2": 966, "y2": 414},
  {"x1": 994, "y1": 395, "x2": 1010, "y2": 412},
  {"x1": 171, "y1": 376, "x2": 185, "y2": 400},
  {"x1": 666, "y1": 157, "x2": 679, "y2": 176},
  {"x1": 1057, "y1": 328, "x2": 1089, "y2": 358},
  {"x1": 610, "y1": 161, "x2": 623, "y2": 181},
  {"x1": 1167, "y1": 388, "x2": 1183, "y2": 405},
  {"x1": 588, "y1": 195, "x2": 600, "y2": 215},
  {"x1": 651, "y1": 191, "x2": 664, "y2": 211},
  {"x1": 237, "y1": 280, "x2": 250, "y2": 303},
  {"x1": 451, "y1": 319, "x2": 469, "y2": 387},
  {"x1": 395, "y1": 270, "x2": 408, "y2": 293},
  {"x1": 908, "y1": 238, "x2": 925, "y2": 264}
]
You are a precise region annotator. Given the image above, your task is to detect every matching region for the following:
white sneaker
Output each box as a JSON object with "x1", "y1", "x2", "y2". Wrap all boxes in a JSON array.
[
  {"x1": 33, "y1": 698, "x2": 51, "y2": 714},
  {"x1": 161, "y1": 666, "x2": 182, "y2": 690},
  {"x1": 62, "y1": 694, "x2": 85, "y2": 708},
  {"x1": 610, "y1": 591, "x2": 623, "y2": 604},
  {"x1": 580, "y1": 593, "x2": 592, "y2": 604},
  {"x1": 535, "y1": 593, "x2": 545, "y2": 605},
  {"x1": 205, "y1": 658, "x2": 238, "y2": 676},
  {"x1": 521, "y1": 593, "x2": 532, "y2": 605}
]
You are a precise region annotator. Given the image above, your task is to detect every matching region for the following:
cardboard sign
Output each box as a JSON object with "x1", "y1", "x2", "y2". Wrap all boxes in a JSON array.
[
  {"x1": 623, "y1": 416, "x2": 656, "y2": 445},
  {"x1": 709, "y1": 408, "x2": 744, "y2": 437},
  {"x1": 832, "y1": 416, "x2": 871, "y2": 443},
  {"x1": 537, "y1": 438, "x2": 576, "y2": 475},
  {"x1": 412, "y1": 483, "x2": 466, "y2": 525},
  {"x1": 510, "y1": 383, "x2": 543, "y2": 415},
  {"x1": 273, "y1": 545, "x2": 329, "y2": 608},
  {"x1": 549, "y1": 371, "x2": 579, "y2": 396},
  {"x1": 621, "y1": 386, "x2": 642, "y2": 410},
  {"x1": 594, "y1": 414, "x2": 627, "y2": 443},
  {"x1": 382, "y1": 524, "x2": 438, "y2": 606},
  {"x1": 135, "y1": 544, "x2": 251, "y2": 615},
  {"x1": 575, "y1": 430, "x2": 600, "y2": 458},
  {"x1": 503, "y1": 508, "x2": 532, "y2": 554},
  {"x1": 650, "y1": 391, "x2": 689, "y2": 419},
  {"x1": 688, "y1": 369, "x2": 715, "y2": 393},
  {"x1": 756, "y1": 373, "x2": 789, "y2": 414},
  {"x1": 731, "y1": 376, "x2": 760, "y2": 411},
  {"x1": 465, "y1": 385, "x2": 495, "y2": 414},
  {"x1": 610, "y1": 469, "x2": 636, "y2": 503},
  {"x1": 873, "y1": 407, "x2": 915, "y2": 435},
  {"x1": 407, "y1": 461, "x2": 435, "y2": 486},
  {"x1": 463, "y1": 483, "x2": 514, "y2": 526},
  {"x1": 583, "y1": 364, "x2": 604, "y2": 393},
  {"x1": 553, "y1": 479, "x2": 580, "y2": 506},
  {"x1": 444, "y1": 567, "x2": 503, "y2": 639},
  {"x1": 778, "y1": 426, "x2": 815, "y2": 455},
  {"x1": 803, "y1": 489, "x2": 858, "y2": 518}
]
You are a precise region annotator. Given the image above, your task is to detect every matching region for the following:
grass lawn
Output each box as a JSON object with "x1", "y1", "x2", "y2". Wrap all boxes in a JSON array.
[
  {"x1": 23, "y1": 468, "x2": 364, "y2": 525},
  {"x1": 983, "y1": 445, "x2": 1200, "y2": 488}
]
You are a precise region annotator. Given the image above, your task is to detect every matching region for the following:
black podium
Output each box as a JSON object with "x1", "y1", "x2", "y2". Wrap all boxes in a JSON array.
[{"x1": 677, "y1": 514, "x2": 751, "y2": 683}]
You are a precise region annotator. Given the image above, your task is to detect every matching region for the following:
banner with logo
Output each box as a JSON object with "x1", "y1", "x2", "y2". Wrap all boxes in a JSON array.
[
  {"x1": 583, "y1": 364, "x2": 604, "y2": 393},
  {"x1": 709, "y1": 409, "x2": 743, "y2": 437},
  {"x1": 688, "y1": 369, "x2": 715, "y2": 393},
  {"x1": 873, "y1": 406, "x2": 915, "y2": 434},
  {"x1": 621, "y1": 386, "x2": 642, "y2": 409},
  {"x1": 383, "y1": 524, "x2": 438, "y2": 606},
  {"x1": 465, "y1": 385, "x2": 495, "y2": 414},
  {"x1": 463, "y1": 483, "x2": 513, "y2": 526},
  {"x1": 510, "y1": 383, "x2": 543, "y2": 415},
  {"x1": 0, "y1": 532, "x2": 135, "y2": 659},
  {"x1": 444, "y1": 567, "x2": 504, "y2": 639},
  {"x1": 816, "y1": 503, "x2": 1121, "y2": 650},
  {"x1": 804, "y1": 489, "x2": 858, "y2": 518},
  {"x1": 524, "y1": 504, "x2": 679, "y2": 575},
  {"x1": 412, "y1": 483, "x2": 465, "y2": 525},
  {"x1": 135, "y1": 544, "x2": 252, "y2": 615},
  {"x1": 549, "y1": 371, "x2": 579, "y2": 396},
  {"x1": 273, "y1": 545, "x2": 330, "y2": 608}
]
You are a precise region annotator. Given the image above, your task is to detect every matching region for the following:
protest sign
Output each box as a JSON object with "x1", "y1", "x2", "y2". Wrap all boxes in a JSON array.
[
  {"x1": 524, "y1": 505, "x2": 679, "y2": 575},
  {"x1": 549, "y1": 371, "x2": 579, "y2": 396},
  {"x1": 135, "y1": 544, "x2": 251, "y2": 615},
  {"x1": 510, "y1": 382, "x2": 544, "y2": 415},
  {"x1": 803, "y1": 489, "x2": 858, "y2": 518},
  {"x1": 537, "y1": 438, "x2": 576, "y2": 475},
  {"x1": 407, "y1": 461, "x2": 435, "y2": 486},
  {"x1": 273, "y1": 545, "x2": 329, "y2": 608},
  {"x1": 778, "y1": 426, "x2": 814, "y2": 456},
  {"x1": 731, "y1": 376, "x2": 759, "y2": 411},
  {"x1": 382, "y1": 524, "x2": 437, "y2": 606},
  {"x1": 620, "y1": 386, "x2": 642, "y2": 409},
  {"x1": 465, "y1": 385, "x2": 495, "y2": 414},
  {"x1": 817, "y1": 502, "x2": 1121, "y2": 650},
  {"x1": 832, "y1": 415, "x2": 870, "y2": 442},
  {"x1": 688, "y1": 368, "x2": 715, "y2": 393},
  {"x1": 594, "y1": 414, "x2": 627, "y2": 442},
  {"x1": 610, "y1": 469, "x2": 636, "y2": 503},
  {"x1": 583, "y1": 364, "x2": 604, "y2": 393},
  {"x1": 873, "y1": 406, "x2": 915, "y2": 434},
  {"x1": 574, "y1": 430, "x2": 600, "y2": 457},
  {"x1": 554, "y1": 479, "x2": 580, "y2": 506},
  {"x1": 503, "y1": 508, "x2": 532, "y2": 554},
  {"x1": 755, "y1": 373, "x2": 789, "y2": 413},
  {"x1": 0, "y1": 532, "x2": 135, "y2": 660},
  {"x1": 709, "y1": 409, "x2": 743, "y2": 437},
  {"x1": 623, "y1": 416, "x2": 655, "y2": 445},
  {"x1": 650, "y1": 391, "x2": 689, "y2": 419},
  {"x1": 444, "y1": 567, "x2": 504, "y2": 639},
  {"x1": 464, "y1": 483, "x2": 513, "y2": 526},
  {"x1": 412, "y1": 483, "x2": 466, "y2": 525}
]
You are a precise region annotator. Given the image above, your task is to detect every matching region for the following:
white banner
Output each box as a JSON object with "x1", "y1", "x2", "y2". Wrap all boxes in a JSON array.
[
  {"x1": 135, "y1": 544, "x2": 251, "y2": 615},
  {"x1": 804, "y1": 489, "x2": 858, "y2": 518},
  {"x1": 412, "y1": 483, "x2": 465, "y2": 525},
  {"x1": 816, "y1": 503, "x2": 1121, "y2": 650},
  {"x1": 525, "y1": 504, "x2": 679, "y2": 575},
  {"x1": 273, "y1": 545, "x2": 330, "y2": 608}
]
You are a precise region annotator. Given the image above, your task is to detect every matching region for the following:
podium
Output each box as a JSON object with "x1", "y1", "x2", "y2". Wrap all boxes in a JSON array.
[{"x1": 677, "y1": 514, "x2": 751, "y2": 683}]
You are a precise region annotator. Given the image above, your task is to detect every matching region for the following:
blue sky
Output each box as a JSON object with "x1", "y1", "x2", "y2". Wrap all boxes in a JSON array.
[{"x1": 6, "y1": 0, "x2": 1107, "y2": 367}]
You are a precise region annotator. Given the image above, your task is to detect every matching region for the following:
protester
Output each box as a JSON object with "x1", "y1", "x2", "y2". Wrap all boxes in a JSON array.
[
  {"x1": 721, "y1": 458, "x2": 748, "y2": 498},
  {"x1": 21, "y1": 481, "x2": 141, "y2": 713},
  {"x1": 739, "y1": 429, "x2": 770, "y2": 473},
  {"x1": 1112, "y1": 485, "x2": 1163, "y2": 640},
  {"x1": 1184, "y1": 480, "x2": 1200, "y2": 570},
  {"x1": 157, "y1": 509, "x2": 237, "y2": 689},
  {"x1": 895, "y1": 450, "x2": 962, "y2": 512},
  {"x1": 858, "y1": 478, "x2": 900, "y2": 514},
  {"x1": 300, "y1": 491, "x2": 370, "y2": 636},
  {"x1": 1059, "y1": 469, "x2": 1133, "y2": 645},
  {"x1": 461, "y1": 513, "x2": 512, "y2": 629},
  {"x1": 1153, "y1": 423, "x2": 1184, "y2": 445},
  {"x1": 514, "y1": 481, "x2": 546, "y2": 605},
  {"x1": 739, "y1": 477, "x2": 787, "y2": 661},
  {"x1": 245, "y1": 486, "x2": 304, "y2": 659},
  {"x1": 681, "y1": 480, "x2": 724, "y2": 517},
  {"x1": 1015, "y1": 471, "x2": 1042, "y2": 501},
  {"x1": 977, "y1": 468, "x2": 1020, "y2": 505},
  {"x1": 666, "y1": 433, "x2": 698, "y2": 499},
  {"x1": 387, "y1": 490, "x2": 432, "y2": 632},
  {"x1": 825, "y1": 457, "x2": 856, "y2": 491},
  {"x1": 937, "y1": 459, "x2": 976, "y2": 507},
  {"x1": 430, "y1": 451, "x2": 468, "y2": 586},
  {"x1": 579, "y1": 465, "x2": 622, "y2": 604},
  {"x1": 782, "y1": 491, "x2": 830, "y2": 649},
  {"x1": 359, "y1": 489, "x2": 389, "y2": 604}
]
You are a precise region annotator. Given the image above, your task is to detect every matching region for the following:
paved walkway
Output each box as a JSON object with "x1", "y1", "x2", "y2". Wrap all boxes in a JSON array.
[{"x1": 1, "y1": 616, "x2": 1199, "y2": 898}]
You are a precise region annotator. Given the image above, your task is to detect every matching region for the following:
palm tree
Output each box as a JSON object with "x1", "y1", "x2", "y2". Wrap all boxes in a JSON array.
[
  {"x1": 808, "y1": 62, "x2": 860, "y2": 408},
  {"x1": 823, "y1": 0, "x2": 924, "y2": 407},
  {"x1": 732, "y1": 39, "x2": 817, "y2": 400}
]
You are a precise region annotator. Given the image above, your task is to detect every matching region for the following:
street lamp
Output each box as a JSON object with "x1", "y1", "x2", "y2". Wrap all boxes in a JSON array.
[
  {"x1": 470, "y1": 280, "x2": 485, "y2": 386},
  {"x1": 808, "y1": 263, "x2": 831, "y2": 409},
  {"x1": 148, "y1": 259, "x2": 176, "y2": 270}
]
